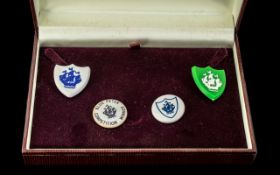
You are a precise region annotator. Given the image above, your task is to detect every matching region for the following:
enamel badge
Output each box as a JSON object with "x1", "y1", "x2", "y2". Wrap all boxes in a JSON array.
[
  {"x1": 54, "y1": 64, "x2": 90, "y2": 98},
  {"x1": 191, "y1": 66, "x2": 226, "y2": 101},
  {"x1": 93, "y1": 99, "x2": 127, "y2": 128},
  {"x1": 151, "y1": 94, "x2": 185, "y2": 124}
]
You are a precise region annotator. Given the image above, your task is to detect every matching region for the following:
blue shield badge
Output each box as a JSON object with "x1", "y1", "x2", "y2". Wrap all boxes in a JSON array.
[
  {"x1": 54, "y1": 64, "x2": 91, "y2": 98},
  {"x1": 155, "y1": 97, "x2": 179, "y2": 118}
]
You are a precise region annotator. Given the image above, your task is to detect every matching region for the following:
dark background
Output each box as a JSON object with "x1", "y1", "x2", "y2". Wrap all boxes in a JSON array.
[{"x1": 3, "y1": 0, "x2": 273, "y2": 174}]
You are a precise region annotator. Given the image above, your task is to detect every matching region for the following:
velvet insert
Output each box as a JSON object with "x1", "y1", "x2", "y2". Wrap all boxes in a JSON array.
[{"x1": 30, "y1": 47, "x2": 247, "y2": 148}]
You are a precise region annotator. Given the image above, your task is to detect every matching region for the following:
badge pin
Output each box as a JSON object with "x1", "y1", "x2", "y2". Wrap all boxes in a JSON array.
[
  {"x1": 151, "y1": 94, "x2": 185, "y2": 124},
  {"x1": 54, "y1": 64, "x2": 91, "y2": 98},
  {"x1": 191, "y1": 66, "x2": 226, "y2": 101},
  {"x1": 93, "y1": 99, "x2": 127, "y2": 128}
]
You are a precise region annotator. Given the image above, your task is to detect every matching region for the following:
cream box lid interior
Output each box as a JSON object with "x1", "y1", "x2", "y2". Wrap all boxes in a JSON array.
[{"x1": 31, "y1": 0, "x2": 246, "y2": 47}]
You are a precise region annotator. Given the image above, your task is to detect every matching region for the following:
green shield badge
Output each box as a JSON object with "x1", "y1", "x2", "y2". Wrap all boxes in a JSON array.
[{"x1": 191, "y1": 66, "x2": 226, "y2": 101}]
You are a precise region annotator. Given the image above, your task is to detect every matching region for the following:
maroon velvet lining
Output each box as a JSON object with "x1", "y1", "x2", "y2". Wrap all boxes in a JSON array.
[{"x1": 30, "y1": 47, "x2": 247, "y2": 148}]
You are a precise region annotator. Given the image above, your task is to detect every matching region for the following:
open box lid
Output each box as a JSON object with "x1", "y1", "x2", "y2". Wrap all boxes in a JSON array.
[{"x1": 30, "y1": 0, "x2": 247, "y2": 47}]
